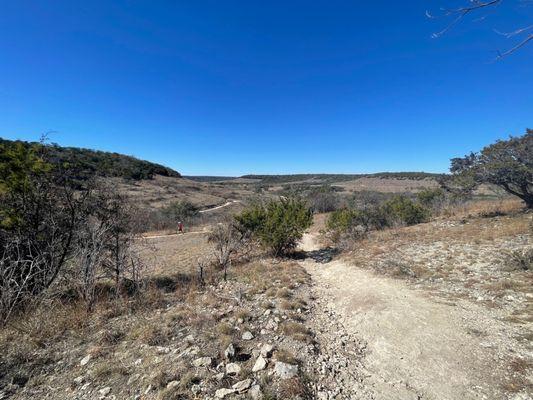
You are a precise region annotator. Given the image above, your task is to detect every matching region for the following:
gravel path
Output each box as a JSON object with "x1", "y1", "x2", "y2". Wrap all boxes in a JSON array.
[{"x1": 300, "y1": 233, "x2": 530, "y2": 400}]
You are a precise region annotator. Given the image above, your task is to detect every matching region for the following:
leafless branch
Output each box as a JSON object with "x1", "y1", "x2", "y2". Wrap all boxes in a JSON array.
[
  {"x1": 428, "y1": 1, "x2": 532, "y2": 58},
  {"x1": 496, "y1": 32, "x2": 533, "y2": 58},
  {"x1": 494, "y1": 24, "x2": 533, "y2": 37},
  {"x1": 428, "y1": 0, "x2": 502, "y2": 38}
]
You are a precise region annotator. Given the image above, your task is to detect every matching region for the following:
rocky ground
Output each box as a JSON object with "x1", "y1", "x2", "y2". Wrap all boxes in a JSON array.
[
  {"x1": 0, "y1": 256, "x2": 320, "y2": 399},
  {"x1": 301, "y1": 209, "x2": 532, "y2": 400},
  {"x1": 1, "y1": 206, "x2": 531, "y2": 400}
]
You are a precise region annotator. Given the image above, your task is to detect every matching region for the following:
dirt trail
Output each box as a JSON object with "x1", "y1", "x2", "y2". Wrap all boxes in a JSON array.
[
  {"x1": 144, "y1": 200, "x2": 241, "y2": 239},
  {"x1": 300, "y1": 233, "x2": 524, "y2": 400},
  {"x1": 198, "y1": 199, "x2": 240, "y2": 213}
]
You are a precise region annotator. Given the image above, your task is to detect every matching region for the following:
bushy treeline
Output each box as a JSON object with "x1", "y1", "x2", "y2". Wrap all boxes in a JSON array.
[
  {"x1": 0, "y1": 138, "x2": 181, "y2": 181},
  {"x1": 326, "y1": 189, "x2": 447, "y2": 244},
  {"x1": 0, "y1": 140, "x2": 144, "y2": 325}
]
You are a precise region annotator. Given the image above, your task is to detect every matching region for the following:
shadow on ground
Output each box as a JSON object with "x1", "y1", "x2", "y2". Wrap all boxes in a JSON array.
[{"x1": 292, "y1": 247, "x2": 339, "y2": 263}]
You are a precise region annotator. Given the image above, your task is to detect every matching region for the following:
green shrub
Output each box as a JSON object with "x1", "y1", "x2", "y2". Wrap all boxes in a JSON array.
[
  {"x1": 326, "y1": 209, "x2": 357, "y2": 233},
  {"x1": 234, "y1": 202, "x2": 266, "y2": 235},
  {"x1": 327, "y1": 195, "x2": 429, "y2": 242},
  {"x1": 235, "y1": 197, "x2": 313, "y2": 256},
  {"x1": 380, "y1": 195, "x2": 429, "y2": 226},
  {"x1": 416, "y1": 188, "x2": 445, "y2": 208},
  {"x1": 162, "y1": 200, "x2": 198, "y2": 224}
]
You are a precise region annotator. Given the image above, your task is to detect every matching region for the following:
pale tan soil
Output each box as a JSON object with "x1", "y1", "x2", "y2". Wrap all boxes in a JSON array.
[
  {"x1": 110, "y1": 175, "x2": 256, "y2": 210},
  {"x1": 332, "y1": 177, "x2": 439, "y2": 193},
  {"x1": 137, "y1": 231, "x2": 213, "y2": 276},
  {"x1": 300, "y1": 226, "x2": 532, "y2": 400}
]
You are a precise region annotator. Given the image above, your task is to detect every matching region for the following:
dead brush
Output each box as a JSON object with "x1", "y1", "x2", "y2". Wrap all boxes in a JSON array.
[
  {"x1": 278, "y1": 377, "x2": 311, "y2": 399},
  {"x1": 131, "y1": 323, "x2": 171, "y2": 346},
  {"x1": 235, "y1": 308, "x2": 251, "y2": 321},
  {"x1": 378, "y1": 258, "x2": 416, "y2": 278},
  {"x1": 8, "y1": 300, "x2": 89, "y2": 347},
  {"x1": 91, "y1": 362, "x2": 130, "y2": 380},
  {"x1": 216, "y1": 321, "x2": 235, "y2": 336},
  {"x1": 98, "y1": 327, "x2": 125, "y2": 346},
  {"x1": 274, "y1": 348, "x2": 298, "y2": 364},
  {"x1": 281, "y1": 322, "x2": 312, "y2": 342},
  {"x1": 276, "y1": 287, "x2": 292, "y2": 299},
  {"x1": 483, "y1": 279, "x2": 526, "y2": 296},
  {"x1": 508, "y1": 248, "x2": 533, "y2": 271},
  {"x1": 150, "y1": 368, "x2": 178, "y2": 389}
]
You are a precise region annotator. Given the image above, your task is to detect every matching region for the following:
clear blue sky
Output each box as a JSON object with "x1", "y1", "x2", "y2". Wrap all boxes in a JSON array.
[{"x1": 1, "y1": 1, "x2": 531, "y2": 176}]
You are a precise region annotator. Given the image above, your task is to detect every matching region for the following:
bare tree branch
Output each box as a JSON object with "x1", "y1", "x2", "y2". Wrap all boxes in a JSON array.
[
  {"x1": 496, "y1": 32, "x2": 533, "y2": 58},
  {"x1": 428, "y1": 0, "x2": 503, "y2": 38},
  {"x1": 428, "y1": 0, "x2": 532, "y2": 58}
]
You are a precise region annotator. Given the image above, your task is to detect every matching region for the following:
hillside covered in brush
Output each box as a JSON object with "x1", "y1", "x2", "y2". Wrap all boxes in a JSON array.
[{"x1": 0, "y1": 138, "x2": 180, "y2": 180}]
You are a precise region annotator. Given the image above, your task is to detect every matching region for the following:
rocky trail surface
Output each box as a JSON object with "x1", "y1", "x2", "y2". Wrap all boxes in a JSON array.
[{"x1": 299, "y1": 233, "x2": 531, "y2": 400}]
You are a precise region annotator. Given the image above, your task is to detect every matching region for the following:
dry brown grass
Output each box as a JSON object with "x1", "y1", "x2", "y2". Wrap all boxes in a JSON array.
[
  {"x1": 274, "y1": 349, "x2": 298, "y2": 364},
  {"x1": 131, "y1": 323, "x2": 171, "y2": 346},
  {"x1": 278, "y1": 376, "x2": 311, "y2": 399},
  {"x1": 343, "y1": 199, "x2": 532, "y2": 322},
  {"x1": 137, "y1": 233, "x2": 213, "y2": 276},
  {"x1": 0, "y1": 226, "x2": 316, "y2": 399}
]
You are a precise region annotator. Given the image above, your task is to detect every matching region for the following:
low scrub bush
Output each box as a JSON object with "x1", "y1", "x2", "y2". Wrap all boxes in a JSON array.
[
  {"x1": 327, "y1": 195, "x2": 429, "y2": 245},
  {"x1": 235, "y1": 197, "x2": 313, "y2": 256},
  {"x1": 509, "y1": 248, "x2": 533, "y2": 271},
  {"x1": 381, "y1": 195, "x2": 429, "y2": 226},
  {"x1": 416, "y1": 188, "x2": 446, "y2": 209},
  {"x1": 307, "y1": 186, "x2": 341, "y2": 213},
  {"x1": 162, "y1": 200, "x2": 199, "y2": 224}
]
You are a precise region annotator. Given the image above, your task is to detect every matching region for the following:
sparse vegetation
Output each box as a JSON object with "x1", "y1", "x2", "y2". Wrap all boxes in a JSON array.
[
  {"x1": 307, "y1": 186, "x2": 341, "y2": 213},
  {"x1": 1, "y1": 134, "x2": 531, "y2": 399}
]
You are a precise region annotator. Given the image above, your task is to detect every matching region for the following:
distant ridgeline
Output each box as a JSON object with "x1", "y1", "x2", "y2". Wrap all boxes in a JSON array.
[
  {"x1": 184, "y1": 176, "x2": 235, "y2": 182},
  {"x1": 0, "y1": 138, "x2": 181, "y2": 180},
  {"x1": 239, "y1": 172, "x2": 444, "y2": 184}
]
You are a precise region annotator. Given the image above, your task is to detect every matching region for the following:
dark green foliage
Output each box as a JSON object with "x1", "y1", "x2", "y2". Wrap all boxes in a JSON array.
[
  {"x1": 326, "y1": 209, "x2": 359, "y2": 233},
  {"x1": 0, "y1": 138, "x2": 180, "y2": 182},
  {"x1": 381, "y1": 195, "x2": 429, "y2": 226},
  {"x1": 416, "y1": 188, "x2": 445, "y2": 208},
  {"x1": 450, "y1": 130, "x2": 532, "y2": 208},
  {"x1": 162, "y1": 200, "x2": 199, "y2": 224},
  {"x1": 326, "y1": 195, "x2": 429, "y2": 243},
  {"x1": 236, "y1": 197, "x2": 313, "y2": 256},
  {"x1": 1, "y1": 140, "x2": 144, "y2": 323},
  {"x1": 234, "y1": 202, "x2": 266, "y2": 235},
  {"x1": 326, "y1": 206, "x2": 389, "y2": 234}
]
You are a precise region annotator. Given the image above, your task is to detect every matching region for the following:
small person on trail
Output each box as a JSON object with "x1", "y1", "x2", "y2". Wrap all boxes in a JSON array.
[{"x1": 178, "y1": 221, "x2": 184, "y2": 234}]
